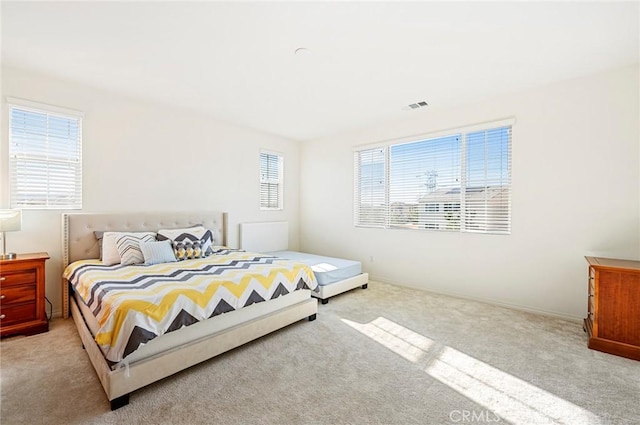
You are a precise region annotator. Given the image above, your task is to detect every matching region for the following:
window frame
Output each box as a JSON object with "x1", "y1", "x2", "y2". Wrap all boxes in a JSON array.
[
  {"x1": 354, "y1": 118, "x2": 513, "y2": 235},
  {"x1": 259, "y1": 150, "x2": 284, "y2": 211},
  {"x1": 7, "y1": 97, "x2": 84, "y2": 210}
]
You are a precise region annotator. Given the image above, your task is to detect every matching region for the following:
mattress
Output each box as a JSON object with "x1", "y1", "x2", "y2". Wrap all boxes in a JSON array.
[{"x1": 268, "y1": 251, "x2": 362, "y2": 286}]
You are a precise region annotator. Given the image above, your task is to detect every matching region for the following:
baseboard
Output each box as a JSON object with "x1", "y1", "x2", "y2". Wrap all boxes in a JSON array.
[{"x1": 369, "y1": 276, "x2": 583, "y2": 323}]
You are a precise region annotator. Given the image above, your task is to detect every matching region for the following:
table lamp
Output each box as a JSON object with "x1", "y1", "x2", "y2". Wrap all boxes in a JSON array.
[{"x1": 0, "y1": 209, "x2": 22, "y2": 260}]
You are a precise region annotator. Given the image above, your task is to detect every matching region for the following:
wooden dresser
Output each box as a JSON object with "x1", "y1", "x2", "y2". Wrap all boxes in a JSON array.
[
  {"x1": 584, "y1": 256, "x2": 640, "y2": 360},
  {"x1": 0, "y1": 252, "x2": 50, "y2": 337}
]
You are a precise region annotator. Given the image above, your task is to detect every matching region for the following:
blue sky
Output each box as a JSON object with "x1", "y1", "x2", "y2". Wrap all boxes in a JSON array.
[
  {"x1": 359, "y1": 126, "x2": 510, "y2": 205},
  {"x1": 10, "y1": 108, "x2": 80, "y2": 159}
]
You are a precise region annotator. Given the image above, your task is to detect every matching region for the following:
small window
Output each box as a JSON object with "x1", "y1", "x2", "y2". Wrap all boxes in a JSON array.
[
  {"x1": 259, "y1": 151, "x2": 283, "y2": 210},
  {"x1": 8, "y1": 98, "x2": 83, "y2": 209}
]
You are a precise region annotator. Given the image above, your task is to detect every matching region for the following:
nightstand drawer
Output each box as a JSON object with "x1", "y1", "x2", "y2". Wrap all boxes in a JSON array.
[
  {"x1": 1, "y1": 285, "x2": 36, "y2": 305},
  {"x1": 0, "y1": 253, "x2": 49, "y2": 337},
  {"x1": 0, "y1": 271, "x2": 37, "y2": 287},
  {"x1": 0, "y1": 303, "x2": 36, "y2": 325}
]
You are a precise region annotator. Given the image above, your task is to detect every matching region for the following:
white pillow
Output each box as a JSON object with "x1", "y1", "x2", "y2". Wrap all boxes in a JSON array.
[
  {"x1": 115, "y1": 232, "x2": 157, "y2": 265},
  {"x1": 101, "y1": 232, "x2": 122, "y2": 266}
]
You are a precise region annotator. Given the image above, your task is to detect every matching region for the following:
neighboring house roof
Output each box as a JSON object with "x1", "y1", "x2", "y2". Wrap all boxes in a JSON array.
[{"x1": 418, "y1": 186, "x2": 509, "y2": 203}]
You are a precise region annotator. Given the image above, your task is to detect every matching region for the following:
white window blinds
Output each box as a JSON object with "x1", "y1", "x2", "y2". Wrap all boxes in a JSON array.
[
  {"x1": 354, "y1": 122, "x2": 512, "y2": 234},
  {"x1": 260, "y1": 151, "x2": 283, "y2": 210},
  {"x1": 390, "y1": 134, "x2": 462, "y2": 230},
  {"x1": 9, "y1": 101, "x2": 83, "y2": 209},
  {"x1": 354, "y1": 147, "x2": 386, "y2": 227},
  {"x1": 464, "y1": 127, "x2": 511, "y2": 233}
]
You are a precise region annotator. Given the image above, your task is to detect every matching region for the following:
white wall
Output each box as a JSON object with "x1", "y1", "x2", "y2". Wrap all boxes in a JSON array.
[
  {"x1": 1, "y1": 66, "x2": 301, "y2": 317},
  {"x1": 300, "y1": 64, "x2": 640, "y2": 320}
]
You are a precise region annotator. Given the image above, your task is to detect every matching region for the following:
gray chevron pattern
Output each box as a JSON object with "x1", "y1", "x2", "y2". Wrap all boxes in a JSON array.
[{"x1": 114, "y1": 233, "x2": 156, "y2": 265}]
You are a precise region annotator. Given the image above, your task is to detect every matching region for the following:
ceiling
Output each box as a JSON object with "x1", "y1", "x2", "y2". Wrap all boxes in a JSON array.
[{"x1": 2, "y1": 2, "x2": 638, "y2": 142}]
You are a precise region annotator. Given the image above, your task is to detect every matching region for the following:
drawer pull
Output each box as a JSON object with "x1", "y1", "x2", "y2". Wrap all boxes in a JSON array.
[
  {"x1": 0, "y1": 294, "x2": 5, "y2": 299},
  {"x1": 0, "y1": 314, "x2": 5, "y2": 319},
  {"x1": 0, "y1": 277, "x2": 5, "y2": 281}
]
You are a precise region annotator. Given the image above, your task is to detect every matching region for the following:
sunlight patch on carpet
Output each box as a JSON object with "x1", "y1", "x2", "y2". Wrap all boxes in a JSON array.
[{"x1": 341, "y1": 317, "x2": 601, "y2": 425}]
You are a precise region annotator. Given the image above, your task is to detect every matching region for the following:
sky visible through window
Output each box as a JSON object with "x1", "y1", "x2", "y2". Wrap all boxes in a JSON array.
[
  {"x1": 359, "y1": 127, "x2": 510, "y2": 206},
  {"x1": 10, "y1": 106, "x2": 82, "y2": 208},
  {"x1": 390, "y1": 134, "x2": 461, "y2": 204},
  {"x1": 11, "y1": 109, "x2": 80, "y2": 159}
]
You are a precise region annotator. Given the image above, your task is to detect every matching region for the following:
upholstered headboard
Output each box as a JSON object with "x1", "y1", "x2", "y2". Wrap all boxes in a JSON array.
[{"x1": 61, "y1": 211, "x2": 228, "y2": 318}]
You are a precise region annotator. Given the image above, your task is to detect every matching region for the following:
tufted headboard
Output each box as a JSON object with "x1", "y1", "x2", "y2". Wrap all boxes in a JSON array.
[{"x1": 61, "y1": 211, "x2": 227, "y2": 318}]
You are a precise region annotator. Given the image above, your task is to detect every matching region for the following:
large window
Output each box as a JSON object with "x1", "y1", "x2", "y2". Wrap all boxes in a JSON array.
[
  {"x1": 354, "y1": 121, "x2": 512, "y2": 234},
  {"x1": 8, "y1": 99, "x2": 83, "y2": 209},
  {"x1": 259, "y1": 151, "x2": 283, "y2": 210}
]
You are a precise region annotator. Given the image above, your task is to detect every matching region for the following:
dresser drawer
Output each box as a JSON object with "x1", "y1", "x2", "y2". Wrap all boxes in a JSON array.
[
  {"x1": 0, "y1": 253, "x2": 49, "y2": 337},
  {"x1": 1, "y1": 285, "x2": 36, "y2": 305},
  {"x1": 0, "y1": 270, "x2": 37, "y2": 287},
  {"x1": 0, "y1": 303, "x2": 36, "y2": 325}
]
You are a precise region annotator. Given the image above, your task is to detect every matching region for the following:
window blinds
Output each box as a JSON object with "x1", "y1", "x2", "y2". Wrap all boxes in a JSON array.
[
  {"x1": 354, "y1": 123, "x2": 511, "y2": 234},
  {"x1": 260, "y1": 152, "x2": 283, "y2": 210},
  {"x1": 389, "y1": 134, "x2": 461, "y2": 230},
  {"x1": 9, "y1": 104, "x2": 83, "y2": 209},
  {"x1": 354, "y1": 147, "x2": 386, "y2": 227},
  {"x1": 464, "y1": 127, "x2": 511, "y2": 234}
]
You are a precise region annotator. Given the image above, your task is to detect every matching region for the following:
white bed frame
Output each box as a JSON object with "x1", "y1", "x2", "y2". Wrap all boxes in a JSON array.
[
  {"x1": 61, "y1": 212, "x2": 317, "y2": 410},
  {"x1": 239, "y1": 221, "x2": 368, "y2": 303}
]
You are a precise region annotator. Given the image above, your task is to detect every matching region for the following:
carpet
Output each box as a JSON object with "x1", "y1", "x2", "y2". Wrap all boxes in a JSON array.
[{"x1": 1, "y1": 281, "x2": 638, "y2": 424}]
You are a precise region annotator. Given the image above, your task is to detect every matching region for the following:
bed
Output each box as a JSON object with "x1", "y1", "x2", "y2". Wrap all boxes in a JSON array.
[
  {"x1": 61, "y1": 212, "x2": 318, "y2": 410},
  {"x1": 239, "y1": 221, "x2": 368, "y2": 304}
]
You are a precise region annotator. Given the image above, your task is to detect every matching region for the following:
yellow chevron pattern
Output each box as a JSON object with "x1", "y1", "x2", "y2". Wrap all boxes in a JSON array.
[{"x1": 64, "y1": 251, "x2": 317, "y2": 363}]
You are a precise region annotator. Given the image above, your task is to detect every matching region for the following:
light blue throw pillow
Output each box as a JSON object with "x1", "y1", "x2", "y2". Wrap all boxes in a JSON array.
[{"x1": 139, "y1": 240, "x2": 177, "y2": 265}]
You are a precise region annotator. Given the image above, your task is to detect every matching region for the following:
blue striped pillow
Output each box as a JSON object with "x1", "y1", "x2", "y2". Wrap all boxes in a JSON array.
[{"x1": 139, "y1": 240, "x2": 177, "y2": 265}]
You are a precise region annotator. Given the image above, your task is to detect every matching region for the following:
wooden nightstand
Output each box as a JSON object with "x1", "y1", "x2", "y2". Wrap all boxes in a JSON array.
[
  {"x1": 0, "y1": 252, "x2": 50, "y2": 337},
  {"x1": 584, "y1": 256, "x2": 640, "y2": 360}
]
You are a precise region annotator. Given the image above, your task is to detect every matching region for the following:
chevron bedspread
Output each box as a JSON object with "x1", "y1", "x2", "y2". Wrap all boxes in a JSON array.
[{"x1": 63, "y1": 249, "x2": 318, "y2": 364}]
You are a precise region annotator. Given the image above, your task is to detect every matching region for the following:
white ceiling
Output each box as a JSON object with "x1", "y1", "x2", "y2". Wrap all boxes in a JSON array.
[{"x1": 2, "y1": 1, "x2": 638, "y2": 141}]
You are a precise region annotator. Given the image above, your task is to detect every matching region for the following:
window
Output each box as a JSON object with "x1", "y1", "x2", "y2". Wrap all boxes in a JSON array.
[
  {"x1": 8, "y1": 99, "x2": 83, "y2": 209},
  {"x1": 354, "y1": 120, "x2": 512, "y2": 234},
  {"x1": 259, "y1": 151, "x2": 283, "y2": 210},
  {"x1": 353, "y1": 147, "x2": 386, "y2": 226}
]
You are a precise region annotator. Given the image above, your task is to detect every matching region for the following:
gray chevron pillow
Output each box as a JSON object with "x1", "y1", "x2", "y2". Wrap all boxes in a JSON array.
[
  {"x1": 157, "y1": 226, "x2": 214, "y2": 256},
  {"x1": 114, "y1": 232, "x2": 157, "y2": 265}
]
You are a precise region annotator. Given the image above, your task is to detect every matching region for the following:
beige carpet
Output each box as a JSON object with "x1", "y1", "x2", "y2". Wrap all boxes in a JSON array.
[{"x1": 1, "y1": 281, "x2": 639, "y2": 425}]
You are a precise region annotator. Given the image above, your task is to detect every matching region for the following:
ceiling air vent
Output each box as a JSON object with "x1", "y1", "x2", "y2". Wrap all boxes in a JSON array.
[{"x1": 407, "y1": 101, "x2": 428, "y2": 110}]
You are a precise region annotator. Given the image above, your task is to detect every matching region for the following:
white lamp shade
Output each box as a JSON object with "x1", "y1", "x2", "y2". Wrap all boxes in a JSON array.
[{"x1": 0, "y1": 210, "x2": 22, "y2": 232}]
